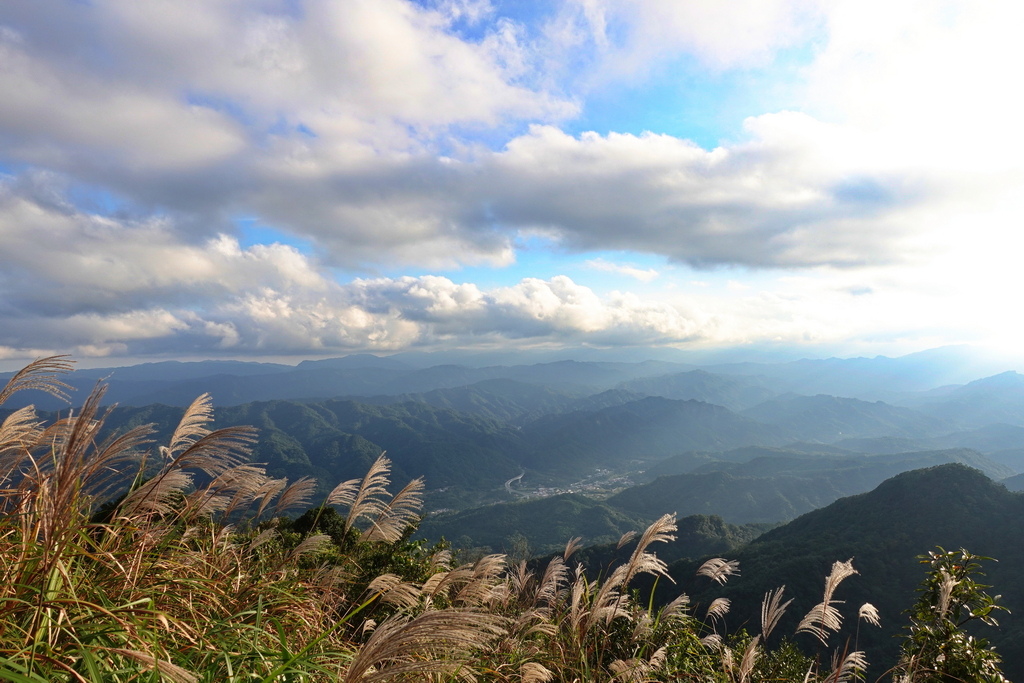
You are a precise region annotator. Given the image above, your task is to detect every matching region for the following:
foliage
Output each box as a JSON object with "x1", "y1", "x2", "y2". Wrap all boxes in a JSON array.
[{"x1": 893, "y1": 548, "x2": 1010, "y2": 682}]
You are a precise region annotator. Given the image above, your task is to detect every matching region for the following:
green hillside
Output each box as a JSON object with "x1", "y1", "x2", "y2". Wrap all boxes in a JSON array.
[
  {"x1": 99, "y1": 398, "x2": 526, "y2": 496},
  {"x1": 417, "y1": 492, "x2": 649, "y2": 556},
  {"x1": 573, "y1": 514, "x2": 776, "y2": 572},
  {"x1": 664, "y1": 464, "x2": 1024, "y2": 678},
  {"x1": 608, "y1": 449, "x2": 1013, "y2": 523}
]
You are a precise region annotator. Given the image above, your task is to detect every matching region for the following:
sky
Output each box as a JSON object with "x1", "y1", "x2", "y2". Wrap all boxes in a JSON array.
[{"x1": 2, "y1": 0, "x2": 1024, "y2": 368}]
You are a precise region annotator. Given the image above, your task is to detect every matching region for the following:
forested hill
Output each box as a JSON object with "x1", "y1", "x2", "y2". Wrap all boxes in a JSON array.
[
  {"x1": 64, "y1": 394, "x2": 793, "y2": 495},
  {"x1": 659, "y1": 464, "x2": 1024, "y2": 678}
]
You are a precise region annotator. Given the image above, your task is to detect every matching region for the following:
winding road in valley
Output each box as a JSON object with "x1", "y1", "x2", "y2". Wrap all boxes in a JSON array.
[{"x1": 504, "y1": 470, "x2": 525, "y2": 494}]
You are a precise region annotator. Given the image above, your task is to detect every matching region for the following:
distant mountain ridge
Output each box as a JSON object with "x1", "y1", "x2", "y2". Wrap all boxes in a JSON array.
[
  {"x1": 614, "y1": 369, "x2": 778, "y2": 410},
  {"x1": 0, "y1": 357, "x2": 687, "y2": 410},
  {"x1": 518, "y1": 396, "x2": 787, "y2": 475},
  {"x1": 742, "y1": 393, "x2": 944, "y2": 441},
  {"x1": 607, "y1": 448, "x2": 1012, "y2": 523}
]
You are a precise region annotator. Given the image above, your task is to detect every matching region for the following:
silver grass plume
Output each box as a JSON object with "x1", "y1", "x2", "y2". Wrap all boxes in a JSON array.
[
  {"x1": 721, "y1": 643, "x2": 735, "y2": 678},
  {"x1": 324, "y1": 476, "x2": 361, "y2": 510},
  {"x1": 832, "y1": 649, "x2": 869, "y2": 682},
  {"x1": 610, "y1": 646, "x2": 667, "y2": 682},
  {"x1": 697, "y1": 557, "x2": 740, "y2": 585},
  {"x1": 36, "y1": 386, "x2": 153, "y2": 517},
  {"x1": 797, "y1": 559, "x2": 858, "y2": 645},
  {"x1": 659, "y1": 593, "x2": 690, "y2": 621},
  {"x1": 122, "y1": 395, "x2": 256, "y2": 521},
  {"x1": 422, "y1": 567, "x2": 464, "y2": 605},
  {"x1": 0, "y1": 406, "x2": 43, "y2": 491},
  {"x1": 254, "y1": 477, "x2": 289, "y2": 518},
  {"x1": 936, "y1": 569, "x2": 957, "y2": 619},
  {"x1": 858, "y1": 602, "x2": 881, "y2": 628},
  {"x1": 568, "y1": 567, "x2": 593, "y2": 637},
  {"x1": 536, "y1": 555, "x2": 569, "y2": 607},
  {"x1": 340, "y1": 609, "x2": 506, "y2": 683},
  {"x1": 327, "y1": 452, "x2": 392, "y2": 536},
  {"x1": 0, "y1": 355, "x2": 74, "y2": 406},
  {"x1": 368, "y1": 573, "x2": 423, "y2": 611},
  {"x1": 185, "y1": 463, "x2": 268, "y2": 519},
  {"x1": 361, "y1": 476, "x2": 425, "y2": 543},
  {"x1": 616, "y1": 530, "x2": 637, "y2": 549},
  {"x1": 286, "y1": 533, "x2": 331, "y2": 563},
  {"x1": 563, "y1": 535, "x2": 584, "y2": 560},
  {"x1": 429, "y1": 548, "x2": 453, "y2": 573},
  {"x1": 761, "y1": 586, "x2": 793, "y2": 640},
  {"x1": 621, "y1": 513, "x2": 677, "y2": 588},
  {"x1": 248, "y1": 528, "x2": 279, "y2": 552},
  {"x1": 122, "y1": 470, "x2": 193, "y2": 518},
  {"x1": 507, "y1": 559, "x2": 533, "y2": 604},
  {"x1": 586, "y1": 514, "x2": 677, "y2": 629},
  {"x1": 454, "y1": 554, "x2": 507, "y2": 607},
  {"x1": 706, "y1": 597, "x2": 731, "y2": 623},
  {"x1": 632, "y1": 611, "x2": 653, "y2": 641},
  {"x1": 738, "y1": 635, "x2": 760, "y2": 683},
  {"x1": 273, "y1": 476, "x2": 319, "y2": 515},
  {"x1": 701, "y1": 633, "x2": 723, "y2": 650},
  {"x1": 520, "y1": 662, "x2": 555, "y2": 683},
  {"x1": 423, "y1": 555, "x2": 505, "y2": 608}
]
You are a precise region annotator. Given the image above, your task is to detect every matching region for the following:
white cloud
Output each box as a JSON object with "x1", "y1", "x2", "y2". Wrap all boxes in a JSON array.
[
  {"x1": 799, "y1": 0, "x2": 1024, "y2": 184},
  {"x1": 0, "y1": 176, "x2": 331, "y2": 313},
  {"x1": 548, "y1": 0, "x2": 824, "y2": 83},
  {"x1": 222, "y1": 114, "x2": 942, "y2": 270},
  {"x1": 1, "y1": 170, "x2": 1012, "y2": 362},
  {"x1": 477, "y1": 119, "x2": 936, "y2": 268},
  {"x1": 0, "y1": 182, "x2": 709, "y2": 357},
  {"x1": 585, "y1": 258, "x2": 658, "y2": 282},
  {"x1": 0, "y1": 0, "x2": 961, "y2": 274},
  {"x1": 0, "y1": 26, "x2": 247, "y2": 171}
]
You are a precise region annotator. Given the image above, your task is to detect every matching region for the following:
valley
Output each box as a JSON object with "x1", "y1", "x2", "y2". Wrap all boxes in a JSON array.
[{"x1": 7, "y1": 347, "x2": 1024, "y2": 534}]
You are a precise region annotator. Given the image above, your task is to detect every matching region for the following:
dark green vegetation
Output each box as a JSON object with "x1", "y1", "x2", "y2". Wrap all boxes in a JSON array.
[
  {"x1": 93, "y1": 398, "x2": 525, "y2": 496},
  {"x1": 608, "y1": 447, "x2": 1012, "y2": 523},
  {"x1": 418, "y1": 492, "x2": 648, "y2": 557},
  {"x1": 573, "y1": 514, "x2": 775, "y2": 570},
  {"x1": 660, "y1": 464, "x2": 1024, "y2": 678}
]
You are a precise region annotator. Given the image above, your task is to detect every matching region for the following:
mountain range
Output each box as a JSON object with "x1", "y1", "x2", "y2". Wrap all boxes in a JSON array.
[{"x1": 8, "y1": 349, "x2": 1024, "y2": 521}]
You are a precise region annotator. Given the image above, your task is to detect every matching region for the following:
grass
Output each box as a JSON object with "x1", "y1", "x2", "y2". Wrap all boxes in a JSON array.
[{"x1": 0, "y1": 357, "x2": 1008, "y2": 681}]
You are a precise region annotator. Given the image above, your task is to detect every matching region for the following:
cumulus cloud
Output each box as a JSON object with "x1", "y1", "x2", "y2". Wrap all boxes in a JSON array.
[
  {"x1": 0, "y1": 0, "x2": 947, "y2": 273},
  {"x1": 479, "y1": 118, "x2": 936, "y2": 267},
  {"x1": 0, "y1": 175, "x2": 330, "y2": 316},
  {"x1": 239, "y1": 114, "x2": 939, "y2": 269},
  {"x1": 0, "y1": 182, "x2": 708, "y2": 358},
  {"x1": 0, "y1": 173, "x2": 990, "y2": 363}
]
